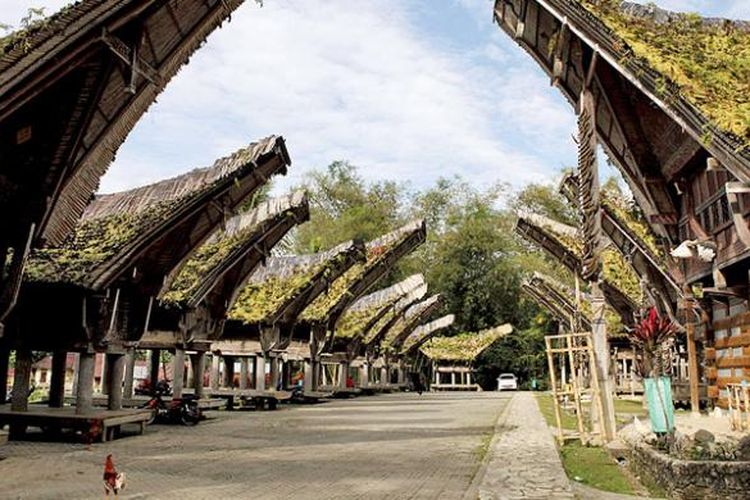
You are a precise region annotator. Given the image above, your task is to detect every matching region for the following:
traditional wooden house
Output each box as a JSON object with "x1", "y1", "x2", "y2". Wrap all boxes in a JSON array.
[
  {"x1": 400, "y1": 315, "x2": 456, "y2": 358},
  {"x1": 0, "y1": 0, "x2": 245, "y2": 334},
  {"x1": 378, "y1": 294, "x2": 443, "y2": 385},
  {"x1": 522, "y1": 272, "x2": 592, "y2": 332},
  {"x1": 515, "y1": 213, "x2": 639, "y2": 324},
  {"x1": 328, "y1": 274, "x2": 425, "y2": 387},
  {"x1": 494, "y1": 0, "x2": 750, "y2": 409},
  {"x1": 421, "y1": 324, "x2": 513, "y2": 391},
  {"x1": 3, "y1": 136, "x2": 290, "y2": 417},
  {"x1": 136, "y1": 191, "x2": 309, "y2": 399},
  {"x1": 296, "y1": 220, "x2": 427, "y2": 389},
  {"x1": 220, "y1": 240, "x2": 367, "y2": 391}
]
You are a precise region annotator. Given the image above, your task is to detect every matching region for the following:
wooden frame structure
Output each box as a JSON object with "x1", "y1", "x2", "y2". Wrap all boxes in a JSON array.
[
  {"x1": 2, "y1": 136, "x2": 290, "y2": 418},
  {"x1": 0, "y1": 0, "x2": 245, "y2": 333},
  {"x1": 544, "y1": 332, "x2": 604, "y2": 444},
  {"x1": 495, "y1": 0, "x2": 750, "y2": 411}
]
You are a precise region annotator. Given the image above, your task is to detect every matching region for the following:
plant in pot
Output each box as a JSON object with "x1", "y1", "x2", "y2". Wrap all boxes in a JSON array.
[{"x1": 627, "y1": 307, "x2": 677, "y2": 434}]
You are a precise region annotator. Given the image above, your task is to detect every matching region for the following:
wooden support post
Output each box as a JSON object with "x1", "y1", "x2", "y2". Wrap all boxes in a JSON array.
[
  {"x1": 684, "y1": 291, "x2": 701, "y2": 415},
  {"x1": 381, "y1": 367, "x2": 388, "y2": 385},
  {"x1": 106, "y1": 353, "x2": 126, "y2": 411},
  {"x1": 239, "y1": 357, "x2": 248, "y2": 390},
  {"x1": 101, "y1": 353, "x2": 109, "y2": 395},
  {"x1": 360, "y1": 364, "x2": 369, "y2": 388},
  {"x1": 11, "y1": 349, "x2": 32, "y2": 412},
  {"x1": 172, "y1": 348, "x2": 185, "y2": 399},
  {"x1": 255, "y1": 354, "x2": 266, "y2": 391},
  {"x1": 223, "y1": 356, "x2": 235, "y2": 388},
  {"x1": 149, "y1": 349, "x2": 160, "y2": 394},
  {"x1": 76, "y1": 352, "x2": 95, "y2": 415},
  {"x1": 270, "y1": 356, "x2": 279, "y2": 390},
  {"x1": 339, "y1": 361, "x2": 349, "y2": 389},
  {"x1": 591, "y1": 284, "x2": 617, "y2": 441},
  {"x1": 49, "y1": 350, "x2": 67, "y2": 408},
  {"x1": 210, "y1": 354, "x2": 220, "y2": 391},
  {"x1": 0, "y1": 346, "x2": 9, "y2": 403},
  {"x1": 545, "y1": 336, "x2": 565, "y2": 443},
  {"x1": 123, "y1": 349, "x2": 136, "y2": 399},
  {"x1": 304, "y1": 360, "x2": 313, "y2": 390},
  {"x1": 191, "y1": 352, "x2": 206, "y2": 399}
]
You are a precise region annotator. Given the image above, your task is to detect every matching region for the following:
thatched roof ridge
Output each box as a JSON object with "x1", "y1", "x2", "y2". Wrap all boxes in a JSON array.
[
  {"x1": 383, "y1": 294, "x2": 442, "y2": 349},
  {"x1": 18, "y1": 0, "x2": 246, "y2": 245},
  {"x1": 228, "y1": 239, "x2": 366, "y2": 326},
  {"x1": 334, "y1": 274, "x2": 425, "y2": 340},
  {"x1": 161, "y1": 191, "x2": 309, "y2": 309},
  {"x1": 420, "y1": 324, "x2": 513, "y2": 362},
  {"x1": 527, "y1": 272, "x2": 592, "y2": 330},
  {"x1": 364, "y1": 283, "x2": 429, "y2": 346},
  {"x1": 25, "y1": 136, "x2": 288, "y2": 290},
  {"x1": 400, "y1": 314, "x2": 455, "y2": 355},
  {"x1": 515, "y1": 213, "x2": 638, "y2": 325},
  {"x1": 84, "y1": 137, "x2": 285, "y2": 220},
  {"x1": 299, "y1": 219, "x2": 427, "y2": 325}
]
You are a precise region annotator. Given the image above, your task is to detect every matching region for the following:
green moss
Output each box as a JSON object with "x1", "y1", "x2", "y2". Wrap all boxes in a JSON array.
[
  {"x1": 421, "y1": 327, "x2": 507, "y2": 362},
  {"x1": 335, "y1": 304, "x2": 385, "y2": 339},
  {"x1": 601, "y1": 196, "x2": 662, "y2": 259},
  {"x1": 229, "y1": 265, "x2": 320, "y2": 325},
  {"x1": 25, "y1": 195, "x2": 185, "y2": 286},
  {"x1": 580, "y1": 0, "x2": 750, "y2": 147}
]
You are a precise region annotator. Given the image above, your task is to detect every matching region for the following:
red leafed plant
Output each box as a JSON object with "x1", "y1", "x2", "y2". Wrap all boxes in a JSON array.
[{"x1": 627, "y1": 307, "x2": 677, "y2": 378}]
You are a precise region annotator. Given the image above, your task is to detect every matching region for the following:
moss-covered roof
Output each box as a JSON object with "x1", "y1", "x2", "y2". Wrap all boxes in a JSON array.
[
  {"x1": 382, "y1": 294, "x2": 441, "y2": 348},
  {"x1": 526, "y1": 213, "x2": 642, "y2": 303},
  {"x1": 363, "y1": 283, "x2": 428, "y2": 346},
  {"x1": 160, "y1": 191, "x2": 308, "y2": 309},
  {"x1": 400, "y1": 314, "x2": 455, "y2": 354},
  {"x1": 24, "y1": 136, "x2": 283, "y2": 289},
  {"x1": 334, "y1": 274, "x2": 424, "y2": 340},
  {"x1": 228, "y1": 240, "x2": 363, "y2": 325},
  {"x1": 578, "y1": 1, "x2": 749, "y2": 147},
  {"x1": 420, "y1": 324, "x2": 513, "y2": 362},
  {"x1": 299, "y1": 220, "x2": 425, "y2": 324}
]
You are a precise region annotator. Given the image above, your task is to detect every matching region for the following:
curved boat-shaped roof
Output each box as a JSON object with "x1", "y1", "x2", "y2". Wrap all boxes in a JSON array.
[
  {"x1": 420, "y1": 324, "x2": 513, "y2": 363},
  {"x1": 400, "y1": 314, "x2": 456, "y2": 355},
  {"x1": 495, "y1": 0, "x2": 750, "y2": 239},
  {"x1": 227, "y1": 239, "x2": 366, "y2": 330},
  {"x1": 299, "y1": 220, "x2": 427, "y2": 329},
  {"x1": 382, "y1": 294, "x2": 443, "y2": 350},
  {"x1": 161, "y1": 191, "x2": 309, "y2": 312},
  {"x1": 334, "y1": 274, "x2": 425, "y2": 340},
  {"x1": 25, "y1": 136, "x2": 289, "y2": 294},
  {"x1": 1, "y1": 0, "x2": 246, "y2": 246}
]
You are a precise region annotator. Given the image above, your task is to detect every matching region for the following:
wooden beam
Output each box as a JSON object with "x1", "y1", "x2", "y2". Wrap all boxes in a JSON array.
[{"x1": 100, "y1": 29, "x2": 162, "y2": 86}]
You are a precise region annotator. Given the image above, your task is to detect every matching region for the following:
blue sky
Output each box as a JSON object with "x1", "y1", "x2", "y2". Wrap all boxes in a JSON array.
[{"x1": 2, "y1": 0, "x2": 748, "y2": 196}]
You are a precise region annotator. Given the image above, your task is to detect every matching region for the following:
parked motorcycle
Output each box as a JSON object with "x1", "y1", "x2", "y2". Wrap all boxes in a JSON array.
[{"x1": 141, "y1": 384, "x2": 201, "y2": 426}]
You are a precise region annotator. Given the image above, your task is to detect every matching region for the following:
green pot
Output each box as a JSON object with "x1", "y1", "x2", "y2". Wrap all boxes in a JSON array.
[{"x1": 644, "y1": 376, "x2": 675, "y2": 433}]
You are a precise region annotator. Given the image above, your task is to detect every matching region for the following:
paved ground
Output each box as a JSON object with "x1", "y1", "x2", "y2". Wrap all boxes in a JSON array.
[
  {"x1": 478, "y1": 392, "x2": 574, "y2": 500},
  {"x1": 0, "y1": 392, "x2": 512, "y2": 499}
]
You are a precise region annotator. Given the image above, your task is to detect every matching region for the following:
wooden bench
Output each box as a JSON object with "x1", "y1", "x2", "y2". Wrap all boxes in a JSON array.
[{"x1": 0, "y1": 406, "x2": 151, "y2": 442}]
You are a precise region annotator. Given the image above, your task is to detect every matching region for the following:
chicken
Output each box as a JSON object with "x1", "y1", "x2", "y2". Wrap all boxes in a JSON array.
[{"x1": 103, "y1": 454, "x2": 126, "y2": 496}]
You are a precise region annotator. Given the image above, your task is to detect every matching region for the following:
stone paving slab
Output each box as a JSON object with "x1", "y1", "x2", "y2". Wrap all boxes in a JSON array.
[
  {"x1": 0, "y1": 392, "x2": 509, "y2": 499},
  {"x1": 478, "y1": 392, "x2": 575, "y2": 500}
]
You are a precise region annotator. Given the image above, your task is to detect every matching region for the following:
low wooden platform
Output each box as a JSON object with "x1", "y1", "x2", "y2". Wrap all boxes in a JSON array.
[
  {"x1": 0, "y1": 429, "x2": 7, "y2": 446},
  {"x1": 182, "y1": 388, "x2": 292, "y2": 410},
  {"x1": 0, "y1": 405, "x2": 151, "y2": 442},
  {"x1": 64, "y1": 394, "x2": 226, "y2": 411}
]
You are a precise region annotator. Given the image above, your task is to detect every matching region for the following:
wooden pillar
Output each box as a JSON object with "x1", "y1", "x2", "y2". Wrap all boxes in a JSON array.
[
  {"x1": 223, "y1": 356, "x2": 234, "y2": 389},
  {"x1": 11, "y1": 349, "x2": 32, "y2": 411},
  {"x1": 684, "y1": 291, "x2": 701, "y2": 415},
  {"x1": 0, "y1": 346, "x2": 9, "y2": 403},
  {"x1": 75, "y1": 352, "x2": 96, "y2": 414},
  {"x1": 359, "y1": 364, "x2": 369, "y2": 388},
  {"x1": 255, "y1": 354, "x2": 266, "y2": 391},
  {"x1": 239, "y1": 357, "x2": 248, "y2": 390},
  {"x1": 48, "y1": 350, "x2": 67, "y2": 408},
  {"x1": 210, "y1": 354, "x2": 220, "y2": 391},
  {"x1": 304, "y1": 360, "x2": 313, "y2": 390},
  {"x1": 380, "y1": 367, "x2": 388, "y2": 385},
  {"x1": 172, "y1": 348, "x2": 185, "y2": 399},
  {"x1": 451, "y1": 371, "x2": 456, "y2": 387},
  {"x1": 186, "y1": 354, "x2": 194, "y2": 387},
  {"x1": 339, "y1": 361, "x2": 349, "y2": 388},
  {"x1": 191, "y1": 352, "x2": 207, "y2": 399},
  {"x1": 100, "y1": 353, "x2": 109, "y2": 395},
  {"x1": 270, "y1": 356, "x2": 280, "y2": 390},
  {"x1": 106, "y1": 353, "x2": 126, "y2": 411},
  {"x1": 123, "y1": 349, "x2": 136, "y2": 399},
  {"x1": 590, "y1": 284, "x2": 617, "y2": 440},
  {"x1": 149, "y1": 349, "x2": 160, "y2": 394}
]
